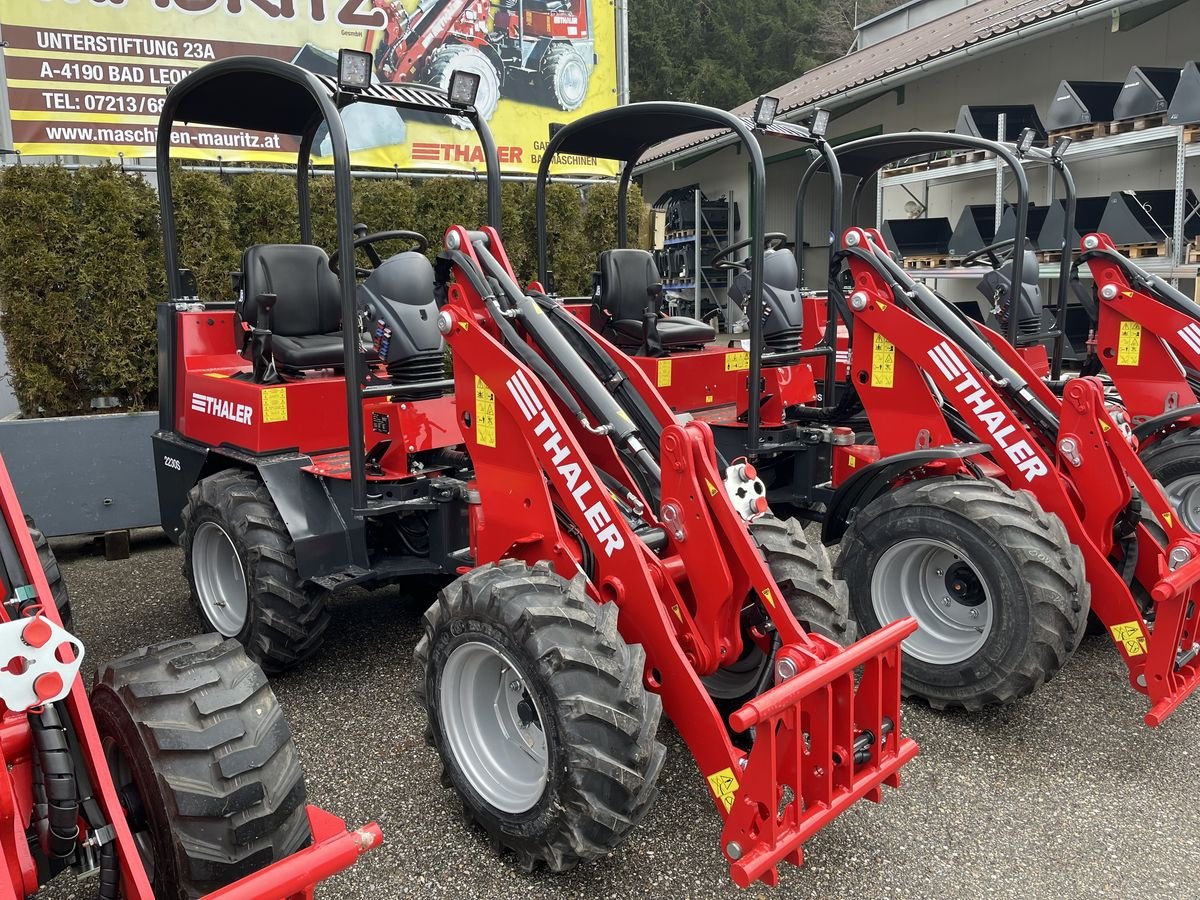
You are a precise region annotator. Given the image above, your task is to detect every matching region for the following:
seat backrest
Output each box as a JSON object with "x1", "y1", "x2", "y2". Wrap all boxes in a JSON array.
[
  {"x1": 237, "y1": 244, "x2": 342, "y2": 345},
  {"x1": 595, "y1": 249, "x2": 659, "y2": 323}
]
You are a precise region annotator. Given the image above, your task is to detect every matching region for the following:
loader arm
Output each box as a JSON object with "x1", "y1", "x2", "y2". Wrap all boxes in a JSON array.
[
  {"x1": 842, "y1": 226, "x2": 1200, "y2": 726},
  {"x1": 437, "y1": 224, "x2": 918, "y2": 887}
]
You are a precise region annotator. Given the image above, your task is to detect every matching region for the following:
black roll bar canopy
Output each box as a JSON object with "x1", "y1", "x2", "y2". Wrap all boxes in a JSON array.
[
  {"x1": 533, "y1": 102, "x2": 839, "y2": 451},
  {"x1": 795, "y1": 132, "x2": 1074, "y2": 378},
  {"x1": 155, "y1": 55, "x2": 503, "y2": 515}
]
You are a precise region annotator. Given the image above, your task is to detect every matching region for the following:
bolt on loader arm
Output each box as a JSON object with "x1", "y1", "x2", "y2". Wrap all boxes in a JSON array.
[{"x1": 432, "y1": 224, "x2": 918, "y2": 887}]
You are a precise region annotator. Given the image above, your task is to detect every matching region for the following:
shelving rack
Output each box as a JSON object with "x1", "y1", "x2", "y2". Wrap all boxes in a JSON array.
[
  {"x1": 875, "y1": 116, "x2": 1200, "y2": 284},
  {"x1": 658, "y1": 189, "x2": 736, "y2": 323}
]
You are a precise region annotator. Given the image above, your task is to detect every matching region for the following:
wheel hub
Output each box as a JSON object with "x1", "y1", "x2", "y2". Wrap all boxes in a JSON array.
[
  {"x1": 1165, "y1": 474, "x2": 1200, "y2": 533},
  {"x1": 439, "y1": 641, "x2": 549, "y2": 814},
  {"x1": 192, "y1": 521, "x2": 249, "y2": 637},
  {"x1": 871, "y1": 538, "x2": 994, "y2": 665}
]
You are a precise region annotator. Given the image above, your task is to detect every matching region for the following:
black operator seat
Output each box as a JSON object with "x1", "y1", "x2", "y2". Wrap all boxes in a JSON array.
[
  {"x1": 592, "y1": 249, "x2": 715, "y2": 350},
  {"x1": 236, "y1": 244, "x2": 374, "y2": 372}
]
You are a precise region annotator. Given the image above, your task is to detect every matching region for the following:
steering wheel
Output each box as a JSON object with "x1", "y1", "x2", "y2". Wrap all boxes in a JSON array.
[
  {"x1": 711, "y1": 233, "x2": 789, "y2": 270},
  {"x1": 961, "y1": 237, "x2": 1019, "y2": 269},
  {"x1": 329, "y1": 229, "x2": 429, "y2": 277}
]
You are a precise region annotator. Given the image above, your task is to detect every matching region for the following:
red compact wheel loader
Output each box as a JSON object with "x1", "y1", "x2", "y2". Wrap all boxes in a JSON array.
[
  {"x1": 369, "y1": 0, "x2": 596, "y2": 119},
  {"x1": 151, "y1": 60, "x2": 916, "y2": 887},
  {"x1": 0, "y1": 452, "x2": 381, "y2": 899}
]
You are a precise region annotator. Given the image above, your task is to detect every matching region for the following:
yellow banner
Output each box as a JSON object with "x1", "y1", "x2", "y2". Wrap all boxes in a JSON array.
[{"x1": 1, "y1": 0, "x2": 618, "y2": 175}]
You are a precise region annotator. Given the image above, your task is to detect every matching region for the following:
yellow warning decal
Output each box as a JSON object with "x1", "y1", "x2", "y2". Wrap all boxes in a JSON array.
[
  {"x1": 762, "y1": 587, "x2": 776, "y2": 608},
  {"x1": 871, "y1": 332, "x2": 895, "y2": 388},
  {"x1": 459, "y1": 321, "x2": 470, "y2": 332},
  {"x1": 1099, "y1": 420, "x2": 1111, "y2": 432},
  {"x1": 1111, "y1": 621, "x2": 1147, "y2": 657},
  {"x1": 705, "y1": 478, "x2": 718, "y2": 497},
  {"x1": 725, "y1": 351, "x2": 750, "y2": 372},
  {"x1": 1117, "y1": 320, "x2": 1142, "y2": 366},
  {"x1": 705, "y1": 394, "x2": 714, "y2": 404},
  {"x1": 205, "y1": 372, "x2": 231, "y2": 379},
  {"x1": 475, "y1": 376, "x2": 496, "y2": 448},
  {"x1": 707, "y1": 767, "x2": 740, "y2": 814},
  {"x1": 672, "y1": 604, "x2": 683, "y2": 623},
  {"x1": 848, "y1": 455, "x2": 857, "y2": 468},
  {"x1": 1164, "y1": 511, "x2": 1174, "y2": 527},
  {"x1": 657, "y1": 358, "x2": 672, "y2": 387},
  {"x1": 261, "y1": 388, "x2": 288, "y2": 424},
  {"x1": 876, "y1": 300, "x2": 888, "y2": 311}
]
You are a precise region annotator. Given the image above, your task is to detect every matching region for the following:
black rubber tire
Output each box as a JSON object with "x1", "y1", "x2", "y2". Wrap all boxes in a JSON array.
[
  {"x1": 25, "y1": 517, "x2": 71, "y2": 628},
  {"x1": 423, "y1": 44, "x2": 502, "y2": 122},
  {"x1": 838, "y1": 477, "x2": 1090, "y2": 711},
  {"x1": 181, "y1": 469, "x2": 329, "y2": 674},
  {"x1": 415, "y1": 559, "x2": 665, "y2": 873},
  {"x1": 539, "y1": 45, "x2": 590, "y2": 112},
  {"x1": 91, "y1": 635, "x2": 311, "y2": 899},
  {"x1": 1139, "y1": 427, "x2": 1200, "y2": 532},
  {"x1": 702, "y1": 515, "x2": 852, "y2": 714}
]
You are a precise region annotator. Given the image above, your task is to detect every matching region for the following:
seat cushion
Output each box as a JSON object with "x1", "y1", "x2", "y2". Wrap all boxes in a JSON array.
[
  {"x1": 272, "y1": 332, "x2": 377, "y2": 371},
  {"x1": 609, "y1": 316, "x2": 714, "y2": 349}
]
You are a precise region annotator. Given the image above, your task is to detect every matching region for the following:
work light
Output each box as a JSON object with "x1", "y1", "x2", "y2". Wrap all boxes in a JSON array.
[
  {"x1": 338, "y1": 49, "x2": 373, "y2": 91},
  {"x1": 1016, "y1": 127, "x2": 1037, "y2": 154},
  {"x1": 753, "y1": 95, "x2": 780, "y2": 128},
  {"x1": 810, "y1": 108, "x2": 831, "y2": 138},
  {"x1": 448, "y1": 70, "x2": 482, "y2": 108},
  {"x1": 1052, "y1": 135, "x2": 1073, "y2": 159}
]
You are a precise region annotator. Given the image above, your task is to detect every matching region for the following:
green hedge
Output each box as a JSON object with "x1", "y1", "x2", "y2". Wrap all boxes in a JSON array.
[{"x1": 0, "y1": 165, "x2": 645, "y2": 416}]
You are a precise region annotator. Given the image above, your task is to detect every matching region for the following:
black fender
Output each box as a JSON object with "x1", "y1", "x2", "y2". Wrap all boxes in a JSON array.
[
  {"x1": 1132, "y1": 404, "x2": 1200, "y2": 443},
  {"x1": 153, "y1": 432, "x2": 369, "y2": 580},
  {"x1": 821, "y1": 443, "x2": 991, "y2": 546}
]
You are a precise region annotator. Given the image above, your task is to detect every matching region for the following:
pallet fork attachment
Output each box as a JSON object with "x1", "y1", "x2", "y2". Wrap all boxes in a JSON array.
[
  {"x1": 842, "y1": 226, "x2": 1200, "y2": 726},
  {"x1": 436, "y1": 224, "x2": 917, "y2": 886}
]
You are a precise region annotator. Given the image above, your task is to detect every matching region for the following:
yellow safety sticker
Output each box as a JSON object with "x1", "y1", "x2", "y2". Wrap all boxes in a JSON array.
[
  {"x1": 475, "y1": 376, "x2": 496, "y2": 448},
  {"x1": 871, "y1": 332, "x2": 895, "y2": 388},
  {"x1": 1117, "y1": 320, "x2": 1142, "y2": 366},
  {"x1": 261, "y1": 387, "x2": 288, "y2": 424},
  {"x1": 848, "y1": 455, "x2": 857, "y2": 468},
  {"x1": 705, "y1": 394, "x2": 714, "y2": 404},
  {"x1": 707, "y1": 767, "x2": 740, "y2": 814},
  {"x1": 725, "y1": 351, "x2": 750, "y2": 372},
  {"x1": 1099, "y1": 420, "x2": 1111, "y2": 432},
  {"x1": 205, "y1": 372, "x2": 231, "y2": 378},
  {"x1": 657, "y1": 358, "x2": 672, "y2": 388},
  {"x1": 761, "y1": 587, "x2": 776, "y2": 608},
  {"x1": 1111, "y1": 621, "x2": 1147, "y2": 656},
  {"x1": 705, "y1": 478, "x2": 718, "y2": 496},
  {"x1": 1164, "y1": 511, "x2": 1174, "y2": 527},
  {"x1": 672, "y1": 604, "x2": 683, "y2": 623},
  {"x1": 876, "y1": 300, "x2": 888, "y2": 311}
]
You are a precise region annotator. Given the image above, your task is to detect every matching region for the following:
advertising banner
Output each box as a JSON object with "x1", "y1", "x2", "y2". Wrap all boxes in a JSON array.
[{"x1": 0, "y1": 0, "x2": 619, "y2": 175}]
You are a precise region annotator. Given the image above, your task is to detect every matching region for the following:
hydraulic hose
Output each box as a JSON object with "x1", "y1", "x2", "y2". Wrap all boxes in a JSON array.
[{"x1": 29, "y1": 703, "x2": 80, "y2": 870}]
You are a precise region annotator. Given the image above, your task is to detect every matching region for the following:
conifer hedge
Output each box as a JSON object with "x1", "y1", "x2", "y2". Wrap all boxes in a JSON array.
[{"x1": 0, "y1": 165, "x2": 644, "y2": 416}]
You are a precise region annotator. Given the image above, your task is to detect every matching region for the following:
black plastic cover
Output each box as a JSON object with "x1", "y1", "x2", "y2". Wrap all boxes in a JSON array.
[
  {"x1": 1113, "y1": 66, "x2": 1181, "y2": 120},
  {"x1": 1045, "y1": 80, "x2": 1123, "y2": 129}
]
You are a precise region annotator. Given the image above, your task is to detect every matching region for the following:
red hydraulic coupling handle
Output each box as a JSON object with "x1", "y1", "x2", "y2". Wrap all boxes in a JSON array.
[
  {"x1": 729, "y1": 617, "x2": 917, "y2": 733},
  {"x1": 1151, "y1": 548, "x2": 1200, "y2": 604}
]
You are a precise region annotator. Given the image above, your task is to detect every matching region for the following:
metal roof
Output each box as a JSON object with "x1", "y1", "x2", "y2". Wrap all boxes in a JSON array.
[{"x1": 639, "y1": 0, "x2": 1108, "y2": 166}]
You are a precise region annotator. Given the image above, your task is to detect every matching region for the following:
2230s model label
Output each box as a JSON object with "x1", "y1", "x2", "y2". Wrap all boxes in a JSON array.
[{"x1": 190, "y1": 392, "x2": 254, "y2": 426}]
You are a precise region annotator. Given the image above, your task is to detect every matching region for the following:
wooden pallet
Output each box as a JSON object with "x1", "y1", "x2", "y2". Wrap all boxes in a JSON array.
[
  {"x1": 1036, "y1": 249, "x2": 1064, "y2": 264},
  {"x1": 665, "y1": 229, "x2": 696, "y2": 239},
  {"x1": 903, "y1": 254, "x2": 951, "y2": 269},
  {"x1": 1119, "y1": 241, "x2": 1169, "y2": 259},
  {"x1": 1185, "y1": 124, "x2": 1200, "y2": 146},
  {"x1": 1046, "y1": 121, "x2": 1109, "y2": 145},
  {"x1": 1107, "y1": 112, "x2": 1168, "y2": 135},
  {"x1": 886, "y1": 149, "x2": 988, "y2": 177}
]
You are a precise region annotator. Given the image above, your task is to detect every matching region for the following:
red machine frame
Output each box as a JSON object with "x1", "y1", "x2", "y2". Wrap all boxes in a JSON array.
[
  {"x1": 840, "y1": 226, "x2": 1200, "y2": 726},
  {"x1": 0, "y1": 456, "x2": 381, "y2": 900},
  {"x1": 439, "y1": 225, "x2": 917, "y2": 887}
]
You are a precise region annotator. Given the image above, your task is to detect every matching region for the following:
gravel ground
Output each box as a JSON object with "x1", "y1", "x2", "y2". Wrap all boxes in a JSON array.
[{"x1": 41, "y1": 530, "x2": 1200, "y2": 900}]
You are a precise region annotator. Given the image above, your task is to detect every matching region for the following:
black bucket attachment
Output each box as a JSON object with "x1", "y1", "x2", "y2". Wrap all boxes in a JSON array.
[
  {"x1": 1168, "y1": 61, "x2": 1200, "y2": 125},
  {"x1": 1045, "y1": 80, "x2": 1123, "y2": 130},
  {"x1": 949, "y1": 205, "x2": 1002, "y2": 256},
  {"x1": 995, "y1": 205, "x2": 1050, "y2": 249},
  {"x1": 1041, "y1": 196, "x2": 1109, "y2": 248},
  {"x1": 882, "y1": 218, "x2": 953, "y2": 258},
  {"x1": 1096, "y1": 189, "x2": 1200, "y2": 245},
  {"x1": 956, "y1": 105, "x2": 1047, "y2": 144},
  {"x1": 1113, "y1": 66, "x2": 1181, "y2": 120}
]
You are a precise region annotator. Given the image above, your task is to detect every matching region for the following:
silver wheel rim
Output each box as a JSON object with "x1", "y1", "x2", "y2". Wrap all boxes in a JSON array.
[
  {"x1": 1164, "y1": 474, "x2": 1200, "y2": 532},
  {"x1": 871, "y1": 538, "x2": 993, "y2": 664},
  {"x1": 555, "y1": 56, "x2": 588, "y2": 109},
  {"x1": 192, "y1": 521, "x2": 249, "y2": 637},
  {"x1": 439, "y1": 641, "x2": 549, "y2": 814}
]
